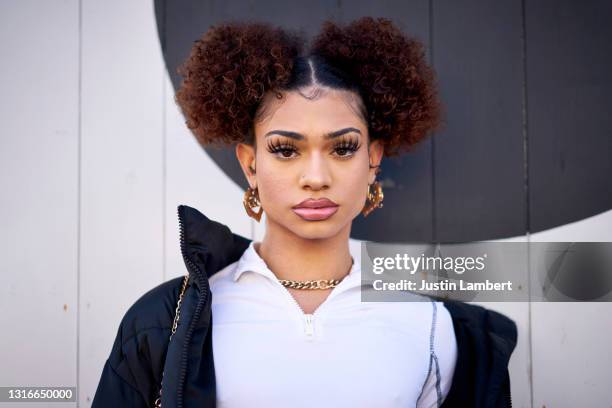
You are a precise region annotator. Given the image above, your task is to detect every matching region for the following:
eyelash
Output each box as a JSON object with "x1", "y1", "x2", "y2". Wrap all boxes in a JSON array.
[{"x1": 266, "y1": 138, "x2": 361, "y2": 160}]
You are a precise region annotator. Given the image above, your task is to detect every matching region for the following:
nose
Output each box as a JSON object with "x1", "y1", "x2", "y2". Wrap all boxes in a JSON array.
[{"x1": 298, "y1": 151, "x2": 331, "y2": 191}]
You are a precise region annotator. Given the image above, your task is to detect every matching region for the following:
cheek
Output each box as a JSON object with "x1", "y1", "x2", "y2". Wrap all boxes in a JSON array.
[
  {"x1": 342, "y1": 166, "x2": 369, "y2": 205},
  {"x1": 256, "y1": 168, "x2": 290, "y2": 205},
  {"x1": 344, "y1": 164, "x2": 369, "y2": 189},
  {"x1": 343, "y1": 151, "x2": 371, "y2": 189},
  {"x1": 253, "y1": 152, "x2": 286, "y2": 203},
  {"x1": 332, "y1": 159, "x2": 370, "y2": 216}
]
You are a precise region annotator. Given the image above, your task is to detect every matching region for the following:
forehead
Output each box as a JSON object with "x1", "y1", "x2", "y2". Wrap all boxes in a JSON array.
[{"x1": 254, "y1": 88, "x2": 366, "y2": 138}]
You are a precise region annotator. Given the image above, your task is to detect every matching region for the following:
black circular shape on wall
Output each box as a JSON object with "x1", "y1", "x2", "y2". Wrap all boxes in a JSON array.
[{"x1": 154, "y1": 0, "x2": 612, "y2": 243}]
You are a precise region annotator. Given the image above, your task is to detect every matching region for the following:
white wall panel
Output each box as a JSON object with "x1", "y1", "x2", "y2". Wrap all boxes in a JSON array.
[
  {"x1": 530, "y1": 209, "x2": 612, "y2": 407},
  {"x1": 79, "y1": 0, "x2": 164, "y2": 405},
  {"x1": 0, "y1": 1, "x2": 79, "y2": 407}
]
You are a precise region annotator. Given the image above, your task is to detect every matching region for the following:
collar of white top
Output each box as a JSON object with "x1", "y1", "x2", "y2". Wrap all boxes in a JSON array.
[{"x1": 232, "y1": 239, "x2": 363, "y2": 285}]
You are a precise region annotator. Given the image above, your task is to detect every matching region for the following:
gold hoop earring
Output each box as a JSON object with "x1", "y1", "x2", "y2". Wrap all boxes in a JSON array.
[
  {"x1": 362, "y1": 181, "x2": 384, "y2": 217},
  {"x1": 243, "y1": 186, "x2": 263, "y2": 222}
]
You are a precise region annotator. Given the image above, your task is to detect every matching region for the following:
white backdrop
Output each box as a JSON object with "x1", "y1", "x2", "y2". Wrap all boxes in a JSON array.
[{"x1": 1, "y1": 1, "x2": 611, "y2": 407}]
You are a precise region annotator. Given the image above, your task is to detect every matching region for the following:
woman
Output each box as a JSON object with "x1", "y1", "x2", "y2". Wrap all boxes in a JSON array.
[{"x1": 92, "y1": 17, "x2": 517, "y2": 408}]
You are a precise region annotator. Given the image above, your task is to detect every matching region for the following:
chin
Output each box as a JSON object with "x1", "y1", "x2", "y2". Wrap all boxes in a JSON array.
[
  {"x1": 289, "y1": 217, "x2": 351, "y2": 240},
  {"x1": 295, "y1": 226, "x2": 339, "y2": 240},
  {"x1": 265, "y1": 208, "x2": 354, "y2": 240}
]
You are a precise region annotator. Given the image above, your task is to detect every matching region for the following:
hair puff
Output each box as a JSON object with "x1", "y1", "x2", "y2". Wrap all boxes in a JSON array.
[
  {"x1": 175, "y1": 21, "x2": 305, "y2": 147},
  {"x1": 310, "y1": 17, "x2": 443, "y2": 156},
  {"x1": 175, "y1": 17, "x2": 443, "y2": 156}
]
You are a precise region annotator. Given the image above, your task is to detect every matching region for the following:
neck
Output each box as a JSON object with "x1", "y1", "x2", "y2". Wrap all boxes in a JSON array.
[{"x1": 256, "y1": 219, "x2": 354, "y2": 282}]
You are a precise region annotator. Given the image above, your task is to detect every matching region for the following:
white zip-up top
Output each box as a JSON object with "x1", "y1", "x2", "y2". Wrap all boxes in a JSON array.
[{"x1": 209, "y1": 239, "x2": 457, "y2": 407}]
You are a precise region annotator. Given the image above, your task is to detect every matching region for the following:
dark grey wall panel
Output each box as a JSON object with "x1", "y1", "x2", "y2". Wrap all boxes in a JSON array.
[
  {"x1": 335, "y1": 0, "x2": 433, "y2": 241},
  {"x1": 526, "y1": 0, "x2": 612, "y2": 233},
  {"x1": 432, "y1": 0, "x2": 526, "y2": 242}
]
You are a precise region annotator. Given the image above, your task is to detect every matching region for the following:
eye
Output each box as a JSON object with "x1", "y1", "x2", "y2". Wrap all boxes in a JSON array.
[
  {"x1": 266, "y1": 139, "x2": 299, "y2": 160},
  {"x1": 333, "y1": 139, "x2": 361, "y2": 158}
]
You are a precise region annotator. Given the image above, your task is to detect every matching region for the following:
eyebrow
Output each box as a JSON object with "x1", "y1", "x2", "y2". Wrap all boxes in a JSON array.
[{"x1": 264, "y1": 127, "x2": 362, "y2": 141}]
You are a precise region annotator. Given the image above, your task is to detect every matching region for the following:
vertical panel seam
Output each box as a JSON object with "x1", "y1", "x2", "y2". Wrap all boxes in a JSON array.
[
  {"x1": 521, "y1": 0, "x2": 534, "y2": 407},
  {"x1": 521, "y1": 0, "x2": 531, "y2": 236},
  {"x1": 76, "y1": 0, "x2": 82, "y2": 404}
]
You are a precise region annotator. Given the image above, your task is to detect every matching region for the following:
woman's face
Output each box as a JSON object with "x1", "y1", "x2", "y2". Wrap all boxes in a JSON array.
[{"x1": 236, "y1": 87, "x2": 384, "y2": 241}]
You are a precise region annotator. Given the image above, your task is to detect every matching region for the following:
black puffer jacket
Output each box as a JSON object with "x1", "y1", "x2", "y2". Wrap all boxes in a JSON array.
[{"x1": 92, "y1": 205, "x2": 518, "y2": 407}]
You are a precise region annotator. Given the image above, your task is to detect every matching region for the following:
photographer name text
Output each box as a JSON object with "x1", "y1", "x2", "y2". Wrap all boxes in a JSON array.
[{"x1": 372, "y1": 279, "x2": 513, "y2": 292}]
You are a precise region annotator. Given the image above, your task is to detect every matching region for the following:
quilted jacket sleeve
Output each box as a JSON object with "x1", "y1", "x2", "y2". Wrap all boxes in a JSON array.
[
  {"x1": 91, "y1": 277, "x2": 183, "y2": 407},
  {"x1": 92, "y1": 358, "x2": 149, "y2": 407}
]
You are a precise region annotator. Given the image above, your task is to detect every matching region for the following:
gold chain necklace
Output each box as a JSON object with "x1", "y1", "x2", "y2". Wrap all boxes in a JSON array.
[
  {"x1": 278, "y1": 278, "x2": 343, "y2": 290},
  {"x1": 277, "y1": 257, "x2": 354, "y2": 290}
]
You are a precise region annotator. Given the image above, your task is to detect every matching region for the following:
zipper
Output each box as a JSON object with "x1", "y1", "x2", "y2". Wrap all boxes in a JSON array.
[
  {"x1": 304, "y1": 314, "x2": 314, "y2": 336},
  {"x1": 174, "y1": 205, "x2": 210, "y2": 408},
  {"x1": 271, "y1": 259, "x2": 354, "y2": 339},
  {"x1": 277, "y1": 280, "x2": 317, "y2": 338}
]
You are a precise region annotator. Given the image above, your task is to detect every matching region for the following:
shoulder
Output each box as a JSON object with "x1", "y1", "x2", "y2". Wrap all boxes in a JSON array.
[
  {"x1": 117, "y1": 276, "x2": 186, "y2": 342},
  {"x1": 95, "y1": 276, "x2": 188, "y2": 406},
  {"x1": 435, "y1": 300, "x2": 455, "y2": 341},
  {"x1": 424, "y1": 301, "x2": 456, "y2": 369},
  {"x1": 441, "y1": 299, "x2": 517, "y2": 348},
  {"x1": 106, "y1": 276, "x2": 187, "y2": 372},
  {"x1": 437, "y1": 300, "x2": 517, "y2": 407},
  {"x1": 94, "y1": 277, "x2": 189, "y2": 406},
  {"x1": 416, "y1": 300, "x2": 458, "y2": 407}
]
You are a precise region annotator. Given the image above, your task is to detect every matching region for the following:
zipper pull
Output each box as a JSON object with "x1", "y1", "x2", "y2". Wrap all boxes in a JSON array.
[{"x1": 304, "y1": 314, "x2": 314, "y2": 336}]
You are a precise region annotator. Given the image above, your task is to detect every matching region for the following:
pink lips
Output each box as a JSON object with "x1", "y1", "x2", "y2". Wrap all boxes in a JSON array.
[{"x1": 292, "y1": 198, "x2": 339, "y2": 221}]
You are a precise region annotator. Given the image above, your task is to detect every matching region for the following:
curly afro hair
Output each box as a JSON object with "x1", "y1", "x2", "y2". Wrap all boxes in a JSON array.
[{"x1": 175, "y1": 17, "x2": 443, "y2": 157}]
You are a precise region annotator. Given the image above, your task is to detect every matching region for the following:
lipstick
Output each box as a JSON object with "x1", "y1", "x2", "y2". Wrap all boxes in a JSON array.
[{"x1": 292, "y1": 198, "x2": 339, "y2": 221}]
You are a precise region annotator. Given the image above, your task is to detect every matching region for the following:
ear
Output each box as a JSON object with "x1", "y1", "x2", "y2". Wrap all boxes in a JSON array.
[
  {"x1": 368, "y1": 139, "x2": 384, "y2": 184},
  {"x1": 235, "y1": 143, "x2": 257, "y2": 188}
]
